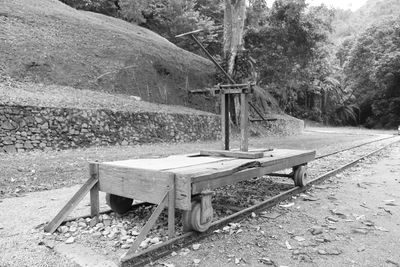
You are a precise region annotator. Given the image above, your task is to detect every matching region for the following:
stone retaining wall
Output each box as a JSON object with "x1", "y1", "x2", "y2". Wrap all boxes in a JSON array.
[
  {"x1": 249, "y1": 115, "x2": 304, "y2": 137},
  {"x1": 0, "y1": 105, "x2": 221, "y2": 153},
  {"x1": 0, "y1": 105, "x2": 304, "y2": 153}
]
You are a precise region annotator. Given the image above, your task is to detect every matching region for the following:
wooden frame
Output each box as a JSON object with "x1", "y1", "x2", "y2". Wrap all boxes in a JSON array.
[
  {"x1": 44, "y1": 163, "x2": 177, "y2": 244},
  {"x1": 45, "y1": 149, "x2": 315, "y2": 265}
]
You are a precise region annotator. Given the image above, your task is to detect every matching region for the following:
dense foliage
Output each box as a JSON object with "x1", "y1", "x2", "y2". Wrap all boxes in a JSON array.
[
  {"x1": 59, "y1": 0, "x2": 400, "y2": 128},
  {"x1": 343, "y1": 17, "x2": 400, "y2": 128},
  {"x1": 244, "y1": 1, "x2": 334, "y2": 117}
]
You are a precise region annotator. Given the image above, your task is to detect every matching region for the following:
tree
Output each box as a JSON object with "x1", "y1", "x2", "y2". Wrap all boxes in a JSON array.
[
  {"x1": 223, "y1": 0, "x2": 246, "y2": 75},
  {"x1": 223, "y1": 0, "x2": 247, "y2": 124},
  {"x1": 343, "y1": 15, "x2": 400, "y2": 128},
  {"x1": 244, "y1": 0, "x2": 333, "y2": 115},
  {"x1": 119, "y1": 0, "x2": 217, "y2": 52}
]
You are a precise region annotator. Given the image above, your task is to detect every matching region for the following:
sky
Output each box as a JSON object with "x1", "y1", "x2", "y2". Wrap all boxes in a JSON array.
[{"x1": 265, "y1": 0, "x2": 368, "y2": 11}]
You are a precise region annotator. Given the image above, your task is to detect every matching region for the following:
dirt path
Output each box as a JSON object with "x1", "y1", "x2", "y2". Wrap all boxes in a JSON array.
[
  {"x1": 0, "y1": 185, "x2": 112, "y2": 267},
  {"x1": 0, "y1": 128, "x2": 391, "y2": 199},
  {"x1": 0, "y1": 128, "x2": 398, "y2": 266},
  {"x1": 159, "y1": 142, "x2": 400, "y2": 267}
]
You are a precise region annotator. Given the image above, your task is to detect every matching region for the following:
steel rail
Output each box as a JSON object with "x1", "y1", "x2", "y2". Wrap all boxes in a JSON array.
[
  {"x1": 315, "y1": 135, "x2": 396, "y2": 159},
  {"x1": 120, "y1": 137, "x2": 400, "y2": 267}
]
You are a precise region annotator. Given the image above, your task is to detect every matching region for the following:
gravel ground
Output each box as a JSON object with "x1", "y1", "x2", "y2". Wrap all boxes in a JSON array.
[
  {"x1": 0, "y1": 128, "x2": 393, "y2": 199},
  {"x1": 156, "y1": 141, "x2": 400, "y2": 267},
  {"x1": 38, "y1": 134, "x2": 399, "y2": 264},
  {"x1": 0, "y1": 127, "x2": 398, "y2": 267}
]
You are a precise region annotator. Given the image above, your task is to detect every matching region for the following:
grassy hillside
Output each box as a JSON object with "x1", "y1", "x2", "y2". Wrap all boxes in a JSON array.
[
  {"x1": 0, "y1": 78, "x2": 214, "y2": 115},
  {"x1": 1, "y1": 0, "x2": 215, "y2": 109}
]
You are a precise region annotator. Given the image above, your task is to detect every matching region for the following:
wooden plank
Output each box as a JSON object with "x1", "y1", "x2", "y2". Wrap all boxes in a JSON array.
[
  {"x1": 199, "y1": 149, "x2": 263, "y2": 159},
  {"x1": 177, "y1": 149, "x2": 314, "y2": 184},
  {"x1": 89, "y1": 163, "x2": 100, "y2": 217},
  {"x1": 240, "y1": 93, "x2": 249, "y2": 152},
  {"x1": 98, "y1": 164, "x2": 174, "y2": 206},
  {"x1": 174, "y1": 158, "x2": 261, "y2": 184},
  {"x1": 103, "y1": 155, "x2": 226, "y2": 171},
  {"x1": 191, "y1": 151, "x2": 316, "y2": 194},
  {"x1": 260, "y1": 150, "x2": 315, "y2": 168},
  {"x1": 44, "y1": 175, "x2": 98, "y2": 233},
  {"x1": 122, "y1": 192, "x2": 168, "y2": 260},
  {"x1": 173, "y1": 150, "x2": 314, "y2": 183}
]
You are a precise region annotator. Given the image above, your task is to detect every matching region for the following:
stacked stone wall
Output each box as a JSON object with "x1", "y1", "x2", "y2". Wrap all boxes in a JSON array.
[{"x1": 0, "y1": 105, "x2": 221, "y2": 153}]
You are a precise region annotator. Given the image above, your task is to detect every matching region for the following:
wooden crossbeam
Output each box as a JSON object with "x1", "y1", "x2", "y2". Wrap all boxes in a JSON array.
[{"x1": 189, "y1": 84, "x2": 253, "y2": 95}]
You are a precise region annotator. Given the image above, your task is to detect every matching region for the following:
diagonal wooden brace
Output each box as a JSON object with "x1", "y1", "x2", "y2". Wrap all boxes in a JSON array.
[
  {"x1": 121, "y1": 191, "x2": 169, "y2": 261},
  {"x1": 44, "y1": 162, "x2": 99, "y2": 233}
]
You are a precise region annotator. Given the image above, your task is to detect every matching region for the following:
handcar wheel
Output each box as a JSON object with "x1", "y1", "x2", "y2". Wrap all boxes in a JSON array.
[
  {"x1": 182, "y1": 201, "x2": 213, "y2": 232},
  {"x1": 293, "y1": 165, "x2": 307, "y2": 187},
  {"x1": 105, "y1": 193, "x2": 133, "y2": 214}
]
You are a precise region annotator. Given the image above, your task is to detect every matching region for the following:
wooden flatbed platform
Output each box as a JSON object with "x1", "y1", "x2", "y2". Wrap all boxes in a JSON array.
[
  {"x1": 99, "y1": 149, "x2": 315, "y2": 210},
  {"x1": 45, "y1": 148, "x2": 315, "y2": 260}
]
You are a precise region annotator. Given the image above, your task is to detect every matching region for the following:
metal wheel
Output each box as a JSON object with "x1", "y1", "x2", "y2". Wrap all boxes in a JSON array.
[
  {"x1": 105, "y1": 193, "x2": 133, "y2": 214},
  {"x1": 293, "y1": 165, "x2": 307, "y2": 187},
  {"x1": 182, "y1": 200, "x2": 213, "y2": 232}
]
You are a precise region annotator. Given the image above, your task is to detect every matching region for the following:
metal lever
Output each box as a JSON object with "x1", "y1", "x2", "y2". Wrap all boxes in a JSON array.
[{"x1": 175, "y1": 30, "x2": 266, "y2": 121}]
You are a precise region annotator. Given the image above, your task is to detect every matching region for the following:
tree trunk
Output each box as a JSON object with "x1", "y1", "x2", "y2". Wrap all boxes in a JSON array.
[{"x1": 223, "y1": 0, "x2": 246, "y2": 125}]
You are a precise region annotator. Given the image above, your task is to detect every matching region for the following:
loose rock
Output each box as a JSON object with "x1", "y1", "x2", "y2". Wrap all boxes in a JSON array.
[
  {"x1": 258, "y1": 258, "x2": 275, "y2": 265},
  {"x1": 121, "y1": 244, "x2": 131, "y2": 249},
  {"x1": 294, "y1": 236, "x2": 305, "y2": 242},
  {"x1": 58, "y1": 226, "x2": 69, "y2": 233},
  {"x1": 352, "y1": 228, "x2": 368, "y2": 234},
  {"x1": 65, "y1": 237, "x2": 75, "y2": 244},
  {"x1": 310, "y1": 226, "x2": 323, "y2": 235},
  {"x1": 150, "y1": 237, "x2": 160, "y2": 244},
  {"x1": 192, "y1": 244, "x2": 201, "y2": 250}
]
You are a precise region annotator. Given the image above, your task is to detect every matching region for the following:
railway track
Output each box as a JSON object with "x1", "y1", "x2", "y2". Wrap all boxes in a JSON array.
[
  {"x1": 48, "y1": 135, "x2": 400, "y2": 266},
  {"x1": 120, "y1": 135, "x2": 400, "y2": 267}
]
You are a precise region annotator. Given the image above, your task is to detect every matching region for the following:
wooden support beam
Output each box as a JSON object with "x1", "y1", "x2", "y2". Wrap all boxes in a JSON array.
[
  {"x1": 221, "y1": 93, "x2": 230, "y2": 150},
  {"x1": 121, "y1": 192, "x2": 169, "y2": 261},
  {"x1": 240, "y1": 93, "x2": 249, "y2": 152},
  {"x1": 89, "y1": 163, "x2": 100, "y2": 217},
  {"x1": 167, "y1": 182, "x2": 176, "y2": 239},
  {"x1": 200, "y1": 192, "x2": 213, "y2": 225},
  {"x1": 220, "y1": 88, "x2": 252, "y2": 94},
  {"x1": 44, "y1": 175, "x2": 98, "y2": 233},
  {"x1": 219, "y1": 83, "x2": 251, "y2": 88}
]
